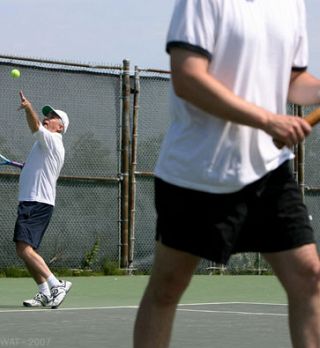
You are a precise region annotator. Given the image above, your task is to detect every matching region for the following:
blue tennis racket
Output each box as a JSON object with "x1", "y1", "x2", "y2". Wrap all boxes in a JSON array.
[{"x1": 0, "y1": 153, "x2": 24, "y2": 169}]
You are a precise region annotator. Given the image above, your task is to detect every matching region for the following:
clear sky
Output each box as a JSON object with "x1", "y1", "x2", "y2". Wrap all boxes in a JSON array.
[{"x1": 0, "y1": 0, "x2": 319, "y2": 75}]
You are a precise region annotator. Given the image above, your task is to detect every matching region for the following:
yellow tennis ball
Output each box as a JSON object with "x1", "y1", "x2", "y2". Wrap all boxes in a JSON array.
[{"x1": 11, "y1": 69, "x2": 21, "y2": 79}]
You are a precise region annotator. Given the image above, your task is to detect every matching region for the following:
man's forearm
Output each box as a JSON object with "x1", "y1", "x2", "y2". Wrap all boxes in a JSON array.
[
  {"x1": 170, "y1": 51, "x2": 273, "y2": 131},
  {"x1": 173, "y1": 68, "x2": 272, "y2": 130},
  {"x1": 24, "y1": 105, "x2": 40, "y2": 133},
  {"x1": 170, "y1": 49, "x2": 312, "y2": 147}
]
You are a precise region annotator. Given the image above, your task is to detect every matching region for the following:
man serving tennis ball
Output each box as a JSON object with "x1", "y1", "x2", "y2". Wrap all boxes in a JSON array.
[{"x1": 13, "y1": 90, "x2": 72, "y2": 309}]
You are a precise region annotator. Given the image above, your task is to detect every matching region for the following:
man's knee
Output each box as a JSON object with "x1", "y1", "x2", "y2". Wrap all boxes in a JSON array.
[
  {"x1": 149, "y1": 272, "x2": 192, "y2": 306},
  {"x1": 147, "y1": 243, "x2": 199, "y2": 305},
  {"x1": 303, "y1": 263, "x2": 320, "y2": 291},
  {"x1": 15, "y1": 242, "x2": 33, "y2": 260},
  {"x1": 288, "y1": 262, "x2": 320, "y2": 298}
]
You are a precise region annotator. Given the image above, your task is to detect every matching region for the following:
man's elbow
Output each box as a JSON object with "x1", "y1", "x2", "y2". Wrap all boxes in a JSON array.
[
  {"x1": 29, "y1": 121, "x2": 41, "y2": 133},
  {"x1": 171, "y1": 73, "x2": 192, "y2": 99}
]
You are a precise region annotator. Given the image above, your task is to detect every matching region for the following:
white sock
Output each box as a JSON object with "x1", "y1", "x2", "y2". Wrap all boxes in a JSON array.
[
  {"x1": 47, "y1": 274, "x2": 61, "y2": 289},
  {"x1": 38, "y1": 282, "x2": 51, "y2": 297}
]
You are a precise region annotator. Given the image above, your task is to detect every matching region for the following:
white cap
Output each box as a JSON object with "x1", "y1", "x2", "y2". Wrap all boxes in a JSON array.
[{"x1": 42, "y1": 105, "x2": 69, "y2": 134}]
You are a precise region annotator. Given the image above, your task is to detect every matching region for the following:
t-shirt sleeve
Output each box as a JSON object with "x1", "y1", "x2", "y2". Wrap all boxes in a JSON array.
[
  {"x1": 292, "y1": 0, "x2": 308, "y2": 71},
  {"x1": 33, "y1": 124, "x2": 56, "y2": 152},
  {"x1": 166, "y1": 0, "x2": 218, "y2": 61}
]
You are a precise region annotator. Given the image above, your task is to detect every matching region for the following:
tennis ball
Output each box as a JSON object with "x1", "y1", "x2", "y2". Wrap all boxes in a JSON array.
[{"x1": 11, "y1": 69, "x2": 21, "y2": 79}]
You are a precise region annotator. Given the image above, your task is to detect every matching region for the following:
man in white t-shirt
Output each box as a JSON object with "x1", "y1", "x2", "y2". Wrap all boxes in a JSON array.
[
  {"x1": 13, "y1": 91, "x2": 72, "y2": 309},
  {"x1": 134, "y1": 1, "x2": 320, "y2": 347}
]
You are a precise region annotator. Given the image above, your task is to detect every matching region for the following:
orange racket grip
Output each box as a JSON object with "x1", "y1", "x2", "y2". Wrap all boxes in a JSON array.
[
  {"x1": 273, "y1": 108, "x2": 320, "y2": 148},
  {"x1": 304, "y1": 107, "x2": 320, "y2": 127}
]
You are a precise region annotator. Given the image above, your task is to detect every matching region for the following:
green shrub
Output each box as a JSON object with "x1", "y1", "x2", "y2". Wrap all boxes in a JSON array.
[
  {"x1": 4, "y1": 267, "x2": 30, "y2": 277},
  {"x1": 103, "y1": 260, "x2": 126, "y2": 275},
  {"x1": 81, "y1": 238, "x2": 100, "y2": 270}
]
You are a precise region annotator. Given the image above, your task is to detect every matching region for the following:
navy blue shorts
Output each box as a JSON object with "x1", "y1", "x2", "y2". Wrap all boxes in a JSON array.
[
  {"x1": 155, "y1": 161, "x2": 315, "y2": 264},
  {"x1": 13, "y1": 201, "x2": 54, "y2": 249}
]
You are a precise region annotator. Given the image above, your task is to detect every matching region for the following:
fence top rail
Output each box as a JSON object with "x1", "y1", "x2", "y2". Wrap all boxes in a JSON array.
[
  {"x1": 0, "y1": 54, "x2": 123, "y2": 71},
  {"x1": 137, "y1": 67, "x2": 171, "y2": 74},
  {"x1": 0, "y1": 54, "x2": 175, "y2": 77}
]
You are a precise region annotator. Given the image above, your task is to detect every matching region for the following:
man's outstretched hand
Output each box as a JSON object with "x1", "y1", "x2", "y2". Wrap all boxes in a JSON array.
[{"x1": 18, "y1": 90, "x2": 31, "y2": 111}]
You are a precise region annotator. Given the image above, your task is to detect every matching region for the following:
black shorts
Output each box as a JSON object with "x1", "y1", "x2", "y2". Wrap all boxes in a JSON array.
[
  {"x1": 13, "y1": 201, "x2": 54, "y2": 249},
  {"x1": 155, "y1": 161, "x2": 315, "y2": 264}
]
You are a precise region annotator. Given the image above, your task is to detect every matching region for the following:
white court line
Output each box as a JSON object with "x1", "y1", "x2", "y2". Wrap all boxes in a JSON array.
[
  {"x1": 177, "y1": 302, "x2": 287, "y2": 307},
  {"x1": 177, "y1": 309, "x2": 287, "y2": 317},
  {"x1": 0, "y1": 305, "x2": 139, "y2": 314},
  {"x1": 177, "y1": 302, "x2": 288, "y2": 317},
  {"x1": 0, "y1": 302, "x2": 286, "y2": 314}
]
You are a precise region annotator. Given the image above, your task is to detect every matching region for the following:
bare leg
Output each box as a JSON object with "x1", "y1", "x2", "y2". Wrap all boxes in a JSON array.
[
  {"x1": 134, "y1": 242, "x2": 200, "y2": 348},
  {"x1": 15, "y1": 241, "x2": 51, "y2": 284},
  {"x1": 263, "y1": 243, "x2": 320, "y2": 348}
]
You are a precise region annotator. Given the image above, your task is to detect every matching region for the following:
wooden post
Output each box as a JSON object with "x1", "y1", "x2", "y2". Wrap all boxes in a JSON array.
[
  {"x1": 297, "y1": 105, "x2": 305, "y2": 201},
  {"x1": 128, "y1": 66, "x2": 140, "y2": 271},
  {"x1": 120, "y1": 59, "x2": 130, "y2": 269}
]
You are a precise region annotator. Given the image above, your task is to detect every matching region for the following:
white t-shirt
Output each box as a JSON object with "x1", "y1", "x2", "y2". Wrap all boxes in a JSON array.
[
  {"x1": 155, "y1": 0, "x2": 308, "y2": 193},
  {"x1": 18, "y1": 124, "x2": 65, "y2": 206}
]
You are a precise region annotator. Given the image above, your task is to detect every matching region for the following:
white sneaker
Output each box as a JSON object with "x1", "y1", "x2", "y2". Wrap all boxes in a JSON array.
[
  {"x1": 51, "y1": 280, "x2": 72, "y2": 309},
  {"x1": 23, "y1": 292, "x2": 53, "y2": 307}
]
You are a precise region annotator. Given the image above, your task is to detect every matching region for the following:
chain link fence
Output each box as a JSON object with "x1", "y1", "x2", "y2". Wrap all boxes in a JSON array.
[{"x1": 0, "y1": 56, "x2": 319, "y2": 274}]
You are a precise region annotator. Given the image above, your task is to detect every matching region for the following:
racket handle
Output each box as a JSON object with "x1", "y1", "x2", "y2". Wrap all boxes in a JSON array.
[
  {"x1": 304, "y1": 108, "x2": 320, "y2": 127},
  {"x1": 274, "y1": 107, "x2": 320, "y2": 148},
  {"x1": 11, "y1": 161, "x2": 24, "y2": 169}
]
